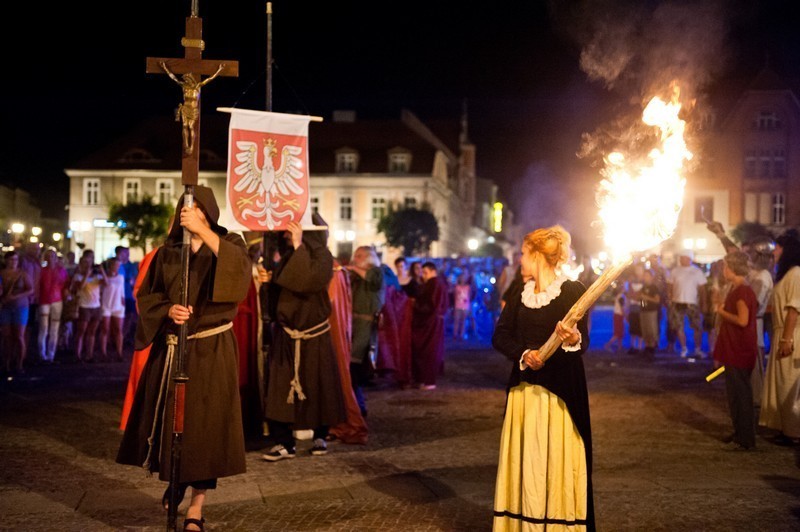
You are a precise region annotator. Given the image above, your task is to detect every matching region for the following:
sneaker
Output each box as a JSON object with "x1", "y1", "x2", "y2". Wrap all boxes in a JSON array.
[
  {"x1": 419, "y1": 384, "x2": 437, "y2": 390},
  {"x1": 679, "y1": 347, "x2": 689, "y2": 358},
  {"x1": 309, "y1": 438, "x2": 328, "y2": 456},
  {"x1": 262, "y1": 444, "x2": 296, "y2": 462},
  {"x1": 693, "y1": 349, "x2": 706, "y2": 358}
]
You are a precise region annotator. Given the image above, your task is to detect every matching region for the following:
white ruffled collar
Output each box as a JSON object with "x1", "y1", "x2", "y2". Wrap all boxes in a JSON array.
[{"x1": 521, "y1": 274, "x2": 569, "y2": 309}]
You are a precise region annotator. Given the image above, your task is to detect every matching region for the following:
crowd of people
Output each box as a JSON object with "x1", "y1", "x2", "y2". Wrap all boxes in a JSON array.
[{"x1": 0, "y1": 243, "x2": 138, "y2": 377}]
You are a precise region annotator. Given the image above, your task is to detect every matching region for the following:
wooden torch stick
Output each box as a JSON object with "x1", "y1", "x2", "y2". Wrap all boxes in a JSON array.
[{"x1": 539, "y1": 256, "x2": 634, "y2": 363}]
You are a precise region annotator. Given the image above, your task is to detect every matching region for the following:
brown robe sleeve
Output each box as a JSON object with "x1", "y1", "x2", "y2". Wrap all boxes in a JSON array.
[
  {"x1": 275, "y1": 244, "x2": 333, "y2": 294},
  {"x1": 210, "y1": 234, "x2": 252, "y2": 303}
]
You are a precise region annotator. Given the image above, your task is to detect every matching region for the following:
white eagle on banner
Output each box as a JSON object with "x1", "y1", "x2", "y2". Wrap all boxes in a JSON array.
[{"x1": 232, "y1": 138, "x2": 305, "y2": 229}]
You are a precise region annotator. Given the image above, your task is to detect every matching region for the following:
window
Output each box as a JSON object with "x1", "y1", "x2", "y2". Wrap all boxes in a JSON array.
[
  {"x1": 83, "y1": 178, "x2": 100, "y2": 206},
  {"x1": 404, "y1": 196, "x2": 418, "y2": 209},
  {"x1": 123, "y1": 178, "x2": 141, "y2": 205},
  {"x1": 744, "y1": 150, "x2": 757, "y2": 178},
  {"x1": 773, "y1": 149, "x2": 786, "y2": 178},
  {"x1": 156, "y1": 179, "x2": 174, "y2": 205},
  {"x1": 336, "y1": 152, "x2": 358, "y2": 173},
  {"x1": 759, "y1": 150, "x2": 771, "y2": 178},
  {"x1": 772, "y1": 193, "x2": 786, "y2": 226},
  {"x1": 694, "y1": 197, "x2": 713, "y2": 223},
  {"x1": 756, "y1": 111, "x2": 781, "y2": 131},
  {"x1": 388, "y1": 151, "x2": 411, "y2": 173},
  {"x1": 339, "y1": 196, "x2": 352, "y2": 220},
  {"x1": 371, "y1": 197, "x2": 387, "y2": 220},
  {"x1": 310, "y1": 196, "x2": 320, "y2": 215}
]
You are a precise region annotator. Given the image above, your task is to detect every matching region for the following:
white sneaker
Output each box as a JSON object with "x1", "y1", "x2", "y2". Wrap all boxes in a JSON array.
[
  {"x1": 694, "y1": 349, "x2": 706, "y2": 358},
  {"x1": 293, "y1": 429, "x2": 314, "y2": 441},
  {"x1": 262, "y1": 444, "x2": 296, "y2": 462},
  {"x1": 680, "y1": 348, "x2": 689, "y2": 358}
]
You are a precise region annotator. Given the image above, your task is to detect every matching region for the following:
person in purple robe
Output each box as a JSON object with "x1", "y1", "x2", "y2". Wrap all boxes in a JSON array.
[{"x1": 411, "y1": 262, "x2": 448, "y2": 389}]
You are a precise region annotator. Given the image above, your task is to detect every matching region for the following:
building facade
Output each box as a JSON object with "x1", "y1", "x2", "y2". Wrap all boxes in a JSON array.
[{"x1": 65, "y1": 109, "x2": 499, "y2": 263}]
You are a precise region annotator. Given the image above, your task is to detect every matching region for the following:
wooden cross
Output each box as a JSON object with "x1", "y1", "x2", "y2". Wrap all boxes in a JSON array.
[{"x1": 146, "y1": 15, "x2": 239, "y2": 185}]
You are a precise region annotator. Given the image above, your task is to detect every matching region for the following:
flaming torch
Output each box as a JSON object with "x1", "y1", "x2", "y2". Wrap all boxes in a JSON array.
[{"x1": 539, "y1": 87, "x2": 691, "y2": 362}]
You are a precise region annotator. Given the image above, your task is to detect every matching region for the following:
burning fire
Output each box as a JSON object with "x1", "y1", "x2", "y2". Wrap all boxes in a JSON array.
[{"x1": 596, "y1": 88, "x2": 690, "y2": 260}]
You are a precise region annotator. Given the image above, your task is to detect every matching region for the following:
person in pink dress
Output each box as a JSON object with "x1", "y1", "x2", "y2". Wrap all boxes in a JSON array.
[{"x1": 37, "y1": 248, "x2": 69, "y2": 363}]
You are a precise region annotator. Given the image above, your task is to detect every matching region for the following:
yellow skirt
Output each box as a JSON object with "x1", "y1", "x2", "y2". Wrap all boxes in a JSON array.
[{"x1": 493, "y1": 383, "x2": 589, "y2": 531}]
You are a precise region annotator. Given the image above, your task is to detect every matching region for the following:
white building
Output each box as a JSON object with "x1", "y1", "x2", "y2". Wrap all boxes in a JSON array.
[{"x1": 65, "y1": 109, "x2": 502, "y2": 263}]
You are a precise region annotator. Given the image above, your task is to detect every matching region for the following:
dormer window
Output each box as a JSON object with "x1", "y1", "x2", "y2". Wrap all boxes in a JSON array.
[
  {"x1": 755, "y1": 110, "x2": 781, "y2": 131},
  {"x1": 336, "y1": 149, "x2": 359, "y2": 173},
  {"x1": 117, "y1": 148, "x2": 160, "y2": 164},
  {"x1": 388, "y1": 148, "x2": 411, "y2": 173}
]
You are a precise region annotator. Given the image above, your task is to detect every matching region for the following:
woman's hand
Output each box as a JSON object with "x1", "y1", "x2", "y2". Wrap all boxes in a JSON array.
[
  {"x1": 556, "y1": 320, "x2": 580, "y2": 346},
  {"x1": 523, "y1": 349, "x2": 544, "y2": 370},
  {"x1": 169, "y1": 304, "x2": 193, "y2": 325},
  {"x1": 778, "y1": 339, "x2": 794, "y2": 358}
]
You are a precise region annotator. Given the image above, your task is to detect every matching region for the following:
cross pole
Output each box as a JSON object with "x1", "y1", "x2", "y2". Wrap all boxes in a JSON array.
[{"x1": 145, "y1": 10, "x2": 238, "y2": 532}]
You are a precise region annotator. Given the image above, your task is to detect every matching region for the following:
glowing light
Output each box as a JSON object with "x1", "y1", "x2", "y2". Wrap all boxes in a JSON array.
[
  {"x1": 334, "y1": 230, "x2": 345, "y2": 242},
  {"x1": 52, "y1": 233, "x2": 63, "y2": 242},
  {"x1": 683, "y1": 238, "x2": 694, "y2": 250},
  {"x1": 467, "y1": 238, "x2": 479, "y2": 251},
  {"x1": 345, "y1": 230, "x2": 356, "y2": 242},
  {"x1": 493, "y1": 202, "x2": 503, "y2": 233},
  {"x1": 11, "y1": 223, "x2": 25, "y2": 234},
  {"x1": 490, "y1": 276, "x2": 496, "y2": 284},
  {"x1": 31, "y1": 226, "x2": 42, "y2": 236},
  {"x1": 695, "y1": 238, "x2": 707, "y2": 250},
  {"x1": 596, "y1": 89, "x2": 689, "y2": 261}
]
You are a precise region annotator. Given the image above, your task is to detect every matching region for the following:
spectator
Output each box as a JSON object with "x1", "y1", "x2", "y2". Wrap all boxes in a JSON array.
[
  {"x1": 604, "y1": 283, "x2": 626, "y2": 353},
  {"x1": 713, "y1": 250, "x2": 759, "y2": 451},
  {"x1": 262, "y1": 217, "x2": 346, "y2": 461},
  {"x1": 640, "y1": 269, "x2": 661, "y2": 358},
  {"x1": 19, "y1": 242, "x2": 42, "y2": 359},
  {"x1": 626, "y1": 265, "x2": 645, "y2": 354},
  {"x1": 760, "y1": 230, "x2": 800, "y2": 446},
  {"x1": 411, "y1": 262, "x2": 448, "y2": 389},
  {"x1": 115, "y1": 246, "x2": 139, "y2": 349},
  {"x1": 0, "y1": 251, "x2": 34, "y2": 376},
  {"x1": 64, "y1": 251, "x2": 78, "y2": 278},
  {"x1": 706, "y1": 259, "x2": 728, "y2": 354},
  {"x1": 404, "y1": 261, "x2": 423, "y2": 298},
  {"x1": 99, "y1": 257, "x2": 126, "y2": 361},
  {"x1": 668, "y1": 252, "x2": 708, "y2": 357},
  {"x1": 452, "y1": 273, "x2": 472, "y2": 340},
  {"x1": 497, "y1": 251, "x2": 521, "y2": 310},
  {"x1": 70, "y1": 249, "x2": 107, "y2": 362},
  {"x1": 346, "y1": 246, "x2": 385, "y2": 416},
  {"x1": 37, "y1": 248, "x2": 69, "y2": 363}
]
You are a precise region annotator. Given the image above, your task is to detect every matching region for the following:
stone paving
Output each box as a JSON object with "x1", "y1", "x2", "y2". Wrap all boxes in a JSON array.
[{"x1": 1, "y1": 336, "x2": 799, "y2": 531}]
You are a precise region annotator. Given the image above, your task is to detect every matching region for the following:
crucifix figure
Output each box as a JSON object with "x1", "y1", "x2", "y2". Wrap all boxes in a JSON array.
[
  {"x1": 146, "y1": 15, "x2": 238, "y2": 184},
  {"x1": 161, "y1": 62, "x2": 225, "y2": 155}
]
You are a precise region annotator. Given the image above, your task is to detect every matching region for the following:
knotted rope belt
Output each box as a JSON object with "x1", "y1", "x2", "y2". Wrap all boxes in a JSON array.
[
  {"x1": 142, "y1": 322, "x2": 233, "y2": 471},
  {"x1": 282, "y1": 320, "x2": 331, "y2": 404}
]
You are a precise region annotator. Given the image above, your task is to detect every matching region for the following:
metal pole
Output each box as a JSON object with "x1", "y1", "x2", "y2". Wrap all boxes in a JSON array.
[{"x1": 266, "y1": 2, "x2": 273, "y2": 112}]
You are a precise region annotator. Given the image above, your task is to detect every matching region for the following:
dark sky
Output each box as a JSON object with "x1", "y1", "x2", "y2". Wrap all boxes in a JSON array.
[{"x1": 1, "y1": 1, "x2": 798, "y2": 248}]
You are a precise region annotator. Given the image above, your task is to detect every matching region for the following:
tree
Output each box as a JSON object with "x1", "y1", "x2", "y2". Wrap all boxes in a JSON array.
[
  {"x1": 731, "y1": 221, "x2": 773, "y2": 246},
  {"x1": 108, "y1": 195, "x2": 172, "y2": 256},
  {"x1": 377, "y1": 204, "x2": 439, "y2": 256}
]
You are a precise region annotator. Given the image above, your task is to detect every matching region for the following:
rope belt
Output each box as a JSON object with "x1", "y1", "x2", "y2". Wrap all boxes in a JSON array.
[
  {"x1": 282, "y1": 319, "x2": 331, "y2": 404},
  {"x1": 141, "y1": 322, "x2": 233, "y2": 472},
  {"x1": 353, "y1": 312, "x2": 376, "y2": 321}
]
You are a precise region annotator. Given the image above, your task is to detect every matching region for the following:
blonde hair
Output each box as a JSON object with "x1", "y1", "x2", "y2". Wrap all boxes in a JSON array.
[{"x1": 522, "y1": 225, "x2": 571, "y2": 268}]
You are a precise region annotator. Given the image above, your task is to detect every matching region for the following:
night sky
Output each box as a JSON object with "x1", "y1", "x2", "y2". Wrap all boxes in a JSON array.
[{"x1": 1, "y1": 0, "x2": 798, "y2": 250}]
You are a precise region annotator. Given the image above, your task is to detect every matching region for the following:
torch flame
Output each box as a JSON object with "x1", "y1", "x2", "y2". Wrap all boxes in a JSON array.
[{"x1": 596, "y1": 91, "x2": 690, "y2": 261}]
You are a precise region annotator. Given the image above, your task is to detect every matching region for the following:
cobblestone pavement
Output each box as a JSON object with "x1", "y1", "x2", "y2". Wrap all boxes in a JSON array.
[{"x1": 1, "y1": 337, "x2": 799, "y2": 531}]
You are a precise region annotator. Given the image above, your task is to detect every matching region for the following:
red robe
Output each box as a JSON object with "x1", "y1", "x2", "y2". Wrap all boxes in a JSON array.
[
  {"x1": 119, "y1": 247, "x2": 158, "y2": 431},
  {"x1": 411, "y1": 276, "x2": 449, "y2": 386},
  {"x1": 328, "y1": 265, "x2": 369, "y2": 444},
  {"x1": 378, "y1": 286, "x2": 413, "y2": 388},
  {"x1": 233, "y1": 265, "x2": 264, "y2": 439}
]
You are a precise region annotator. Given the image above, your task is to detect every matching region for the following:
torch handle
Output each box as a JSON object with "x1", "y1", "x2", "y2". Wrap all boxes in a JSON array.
[{"x1": 539, "y1": 258, "x2": 634, "y2": 363}]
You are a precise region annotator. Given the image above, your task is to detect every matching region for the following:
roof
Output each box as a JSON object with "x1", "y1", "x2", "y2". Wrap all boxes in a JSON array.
[{"x1": 68, "y1": 110, "x2": 462, "y2": 176}]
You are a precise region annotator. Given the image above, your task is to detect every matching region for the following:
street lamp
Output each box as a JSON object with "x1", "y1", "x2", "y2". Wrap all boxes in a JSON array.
[
  {"x1": 11, "y1": 223, "x2": 25, "y2": 234},
  {"x1": 31, "y1": 226, "x2": 42, "y2": 236},
  {"x1": 467, "y1": 238, "x2": 479, "y2": 251}
]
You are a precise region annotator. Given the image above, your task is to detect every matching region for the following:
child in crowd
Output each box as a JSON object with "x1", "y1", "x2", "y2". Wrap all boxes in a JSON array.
[
  {"x1": 99, "y1": 257, "x2": 126, "y2": 361},
  {"x1": 604, "y1": 283, "x2": 625, "y2": 353}
]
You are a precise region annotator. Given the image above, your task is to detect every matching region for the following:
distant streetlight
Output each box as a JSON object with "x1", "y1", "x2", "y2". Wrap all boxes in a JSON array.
[
  {"x1": 52, "y1": 232, "x2": 63, "y2": 242},
  {"x1": 31, "y1": 226, "x2": 42, "y2": 236},
  {"x1": 11, "y1": 223, "x2": 25, "y2": 234},
  {"x1": 467, "y1": 238, "x2": 479, "y2": 251}
]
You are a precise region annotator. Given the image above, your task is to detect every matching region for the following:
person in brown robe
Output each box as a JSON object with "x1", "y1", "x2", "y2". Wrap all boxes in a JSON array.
[
  {"x1": 116, "y1": 186, "x2": 252, "y2": 530},
  {"x1": 411, "y1": 262, "x2": 449, "y2": 389},
  {"x1": 262, "y1": 214, "x2": 346, "y2": 461},
  {"x1": 327, "y1": 259, "x2": 369, "y2": 444}
]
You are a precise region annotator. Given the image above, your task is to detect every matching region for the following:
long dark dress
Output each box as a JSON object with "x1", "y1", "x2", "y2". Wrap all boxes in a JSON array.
[
  {"x1": 491, "y1": 276, "x2": 594, "y2": 531},
  {"x1": 263, "y1": 227, "x2": 346, "y2": 429},
  {"x1": 116, "y1": 233, "x2": 252, "y2": 483},
  {"x1": 411, "y1": 276, "x2": 449, "y2": 386}
]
